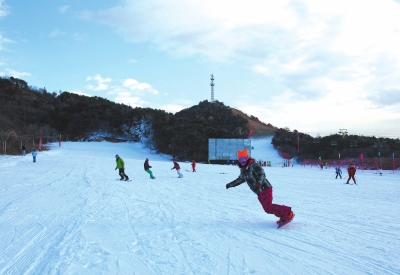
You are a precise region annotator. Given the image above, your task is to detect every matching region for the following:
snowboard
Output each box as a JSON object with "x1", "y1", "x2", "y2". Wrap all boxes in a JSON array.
[
  {"x1": 116, "y1": 179, "x2": 132, "y2": 182},
  {"x1": 277, "y1": 214, "x2": 295, "y2": 229}
]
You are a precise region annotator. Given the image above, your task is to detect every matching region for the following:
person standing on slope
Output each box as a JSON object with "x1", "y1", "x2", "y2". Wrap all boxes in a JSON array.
[
  {"x1": 171, "y1": 160, "x2": 183, "y2": 178},
  {"x1": 191, "y1": 160, "x2": 196, "y2": 172},
  {"x1": 226, "y1": 148, "x2": 294, "y2": 226},
  {"x1": 31, "y1": 149, "x2": 37, "y2": 162},
  {"x1": 22, "y1": 144, "x2": 27, "y2": 156},
  {"x1": 335, "y1": 166, "x2": 342, "y2": 179},
  {"x1": 346, "y1": 163, "x2": 357, "y2": 184},
  {"x1": 144, "y1": 158, "x2": 155, "y2": 179},
  {"x1": 115, "y1": 154, "x2": 129, "y2": 181}
]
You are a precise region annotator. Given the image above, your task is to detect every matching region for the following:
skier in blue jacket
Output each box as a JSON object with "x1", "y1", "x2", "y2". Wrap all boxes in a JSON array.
[
  {"x1": 31, "y1": 149, "x2": 37, "y2": 162},
  {"x1": 335, "y1": 167, "x2": 342, "y2": 179}
]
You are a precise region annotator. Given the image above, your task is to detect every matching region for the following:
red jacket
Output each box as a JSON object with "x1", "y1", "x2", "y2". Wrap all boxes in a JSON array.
[
  {"x1": 172, "y1": 161, "x2": 180, "y2": 170},
  {"x1": 192, "y1": 161, "x2": 196, "y2": 168},
  {"x1": 347, "y1": 166, "x2": 356, "y2": 176}
]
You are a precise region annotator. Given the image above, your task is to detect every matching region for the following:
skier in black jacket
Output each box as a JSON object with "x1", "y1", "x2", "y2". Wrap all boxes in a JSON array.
[
  {"x1": 226, "y1": 148, "x2": 294, "y2": 226},
  {"x1": 144, "y1": 158, "x2": 155, "y2": 179}
]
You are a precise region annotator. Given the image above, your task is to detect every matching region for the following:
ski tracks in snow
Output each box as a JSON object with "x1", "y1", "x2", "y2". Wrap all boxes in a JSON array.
[{"x1": 1, "y1": 142, "x2": 400, "y2": 274}]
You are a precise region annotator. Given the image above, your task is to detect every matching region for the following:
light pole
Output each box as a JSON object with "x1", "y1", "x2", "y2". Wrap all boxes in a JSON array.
[{"x1": 338, "y1": 129, "x2": 348, "y2": 138}]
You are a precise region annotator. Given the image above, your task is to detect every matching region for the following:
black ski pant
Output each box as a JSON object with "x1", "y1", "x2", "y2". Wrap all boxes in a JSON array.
[{"x1": 119, "y1": 168, "x2": 129, "y2": 180}]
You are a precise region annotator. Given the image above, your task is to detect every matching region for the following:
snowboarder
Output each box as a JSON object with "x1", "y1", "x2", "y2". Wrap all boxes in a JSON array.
[
  {"x1": 171, "y1": 160, "x2": 183, "y2": 178},
  {"x1": 115, "y1": 154, "x2": 129, "y2": 181},
  {"x1": 31, "y1": 149, "x2": 37, "y2": 162},
  {"x1": 346, "y1": 163, "x2": 356, "y2": 184},
  {"x1": 226, "y1": 148, "x2": 294, "y2": 226},
  {"x1": 144, "y1": 158, "x2": 155, "y2": 179},
  {"x1": 191, "y1": 160, "x2": 196, "y2": 172},
  {"x1": 335, "y1": 167, "x2": 342, "y2": 179},
  {"x1": 21, "y1": 144, "x2": 26, "y2": 156}
]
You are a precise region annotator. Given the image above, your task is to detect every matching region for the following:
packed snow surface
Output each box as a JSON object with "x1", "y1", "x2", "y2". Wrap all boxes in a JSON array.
[{"x1": 1, "y1": 138, "x2": 399, "y2": 275}]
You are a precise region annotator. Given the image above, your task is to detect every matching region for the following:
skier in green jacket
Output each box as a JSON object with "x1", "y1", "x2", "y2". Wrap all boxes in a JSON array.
[{"x1": 115, "y1": 154, "x2": 129, "y2": 181}]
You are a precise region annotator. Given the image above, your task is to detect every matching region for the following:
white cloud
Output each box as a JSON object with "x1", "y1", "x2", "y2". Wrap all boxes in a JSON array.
[
  {"x1": 123, "y1": 78, "x2": 158, "y2": 94},
  {"x1": 58, "y1": 5, "x2": 70, "y2": 14},
  {"x1": 159, "y1": 103, "x2": 185, "y2": 114},
  {"x1": 0, "y1": 0, "x2": 9, "y2": 18},
  {"x1": 92, "y1": 0, "x2": 400, "y2": 100},
  {"x1": 84, "y1": 75, "x2": 159, "y2": 108},
  {"x1": 73, "y1": 33, "x2": 88, "y2": 42},
  {"x1": 49, "y1": 28, "x2": 66, "y2": 37},
  {"x1": 83, "y1": 0, "x2": 400, "y2": 136},
  {"x1": 114, "y1": 93, "x2": 149, "y2": 107},
  {"x1": 70, "y1": 91, "x2": 92, "y2": 97},
  {"x1": 4, "y1": 68, "x2": 31, "y2": 78},
  {"x1": 79, "y1": 10, "x2": 93, "y2": 20},
  {"x1": 86, "y1": 74, "x2": 112, "y2": 91},
  {"x1": 0, "y1": 34, "x2": 14, "y2": 51}
]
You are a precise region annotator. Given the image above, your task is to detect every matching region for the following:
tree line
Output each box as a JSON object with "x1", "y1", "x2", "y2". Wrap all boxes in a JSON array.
[
  {"x1": 272, "y1": 128, "x2": 400, "y2": 161},
  {"x1": 5, "y1": 76, "x2": 395, "y2": 162},
  {"x1": 0, "y1": 77, "x2": 249, "y2": 160}
]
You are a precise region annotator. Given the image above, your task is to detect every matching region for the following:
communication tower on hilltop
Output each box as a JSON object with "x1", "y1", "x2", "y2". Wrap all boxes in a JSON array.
[{"x1": 210, "y1": 74, "x2": 215, "y2": 103}]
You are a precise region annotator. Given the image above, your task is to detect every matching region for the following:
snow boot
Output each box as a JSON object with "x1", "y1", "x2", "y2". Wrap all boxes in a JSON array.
[{"x1": 277, "y1": 210, "x2": 294, "y2": 225}]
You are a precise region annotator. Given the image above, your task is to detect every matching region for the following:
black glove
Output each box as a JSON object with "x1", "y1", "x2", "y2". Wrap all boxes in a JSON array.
[
  {"x1": 226, "y1": 184, "x2": 230, "y2": 189},
  {"x1": 150, "y1": 166, "x2": 152, "y2": 168},
  {"x1": 115, "y1": 168, "x2": 117, "y2": 170}
]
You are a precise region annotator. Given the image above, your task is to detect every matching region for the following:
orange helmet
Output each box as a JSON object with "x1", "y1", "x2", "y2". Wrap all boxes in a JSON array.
[{"x1": 238, "y1": 148, "x2": 249, "y2": 165}]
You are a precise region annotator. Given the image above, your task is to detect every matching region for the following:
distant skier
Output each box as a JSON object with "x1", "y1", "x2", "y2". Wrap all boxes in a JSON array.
[
  {"x1": 115, "y1": 154, "x2": 129, "y2": 181},
  {"x1": 21, "y1": 144, "x2": 26, "y2": 156},
  {"x1": 346, "y1": 163, "x2": 357, "y2": 184},
  {"x1": 191, "y1": 160, "x2": 196, "y2": 172},
  {"x1": 171, "y1": 160, "x2": 183, "y2": 178},
  {"x1": 31, "y1": 149, "x2": 37, "y2": 162},
  {"x1": 144, "y1": 158, "x2": 155, "y2": 179},
  {"x1": 226, "y1": 148, "x2": 294, "y2": 226},
  {"x1": 335, "y1": 167, "x2": 342, "y2": 179}
]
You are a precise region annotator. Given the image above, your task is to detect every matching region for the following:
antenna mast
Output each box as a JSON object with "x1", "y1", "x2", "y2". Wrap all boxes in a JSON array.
[{"x1": 210, "y1": 74, "x2": 215, "y2": 103}]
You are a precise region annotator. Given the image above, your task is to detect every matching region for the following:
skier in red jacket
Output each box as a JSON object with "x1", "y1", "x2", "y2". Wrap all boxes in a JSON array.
[
  {"x1": 171, "y1": 160, "x2": 183, "y2": 178},
  {"x1": 191, "y1": 160, "x2": 196, "y2": 172},
  {"x1": 346, "y1": 163, "x2": 357, "y2": 184},
  {"x1": 226, "y1": 148, "x2": 294, "y2": 226}
]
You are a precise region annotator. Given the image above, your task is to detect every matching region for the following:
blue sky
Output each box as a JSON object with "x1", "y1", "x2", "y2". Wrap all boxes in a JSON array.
[{"x1": 1, "y1": 0, "x2": 400, "y2": 138}]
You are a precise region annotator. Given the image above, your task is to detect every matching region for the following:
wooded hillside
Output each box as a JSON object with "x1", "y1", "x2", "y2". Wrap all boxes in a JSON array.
[{"x1": 0, "y1": 77, "x2": 254, "y2": 160}]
